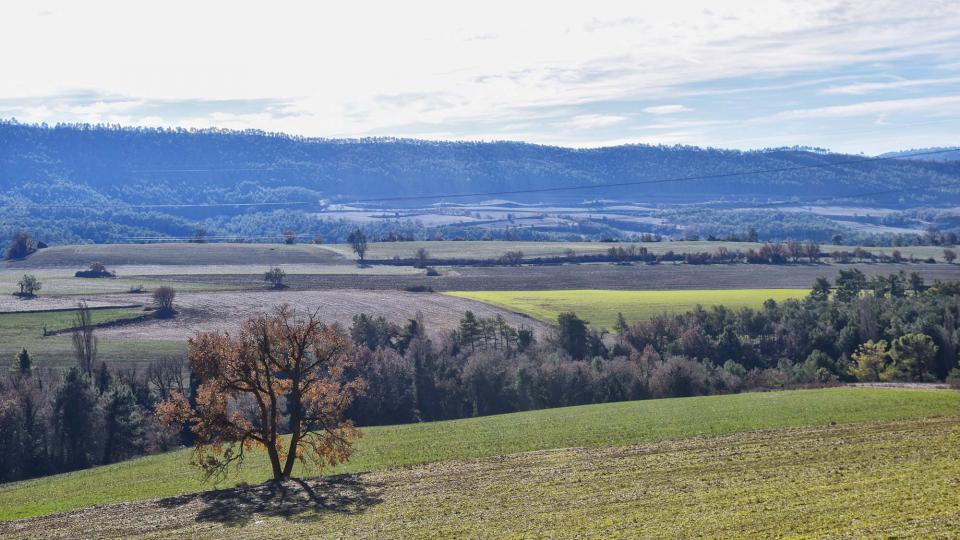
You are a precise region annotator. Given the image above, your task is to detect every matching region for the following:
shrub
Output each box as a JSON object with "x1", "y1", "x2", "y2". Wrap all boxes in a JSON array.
[
  {"x1": 404, "y1": 285, "x2": 434, "y2": 293},
  {"x1": 264, "y1": 267, "x2": 287, "y2": 289},
  {"x1": 414, "y1": 247, "x2": 430, "y2": 268},
  {"x1": 74, "y1": 262, "x2": 114, "y2": 278},
  {"x1": 947, "y1": 368, "x2": 960, "y2": 390},
  {"x1": 16, "y1": 274, "x2": 41, "y2": 297},
  {"x1": 499, "y1": 251, "x2": 524, "y2": 266},
  {"x1": 152, "y1": 286, "x2": 176, "y2": 318},
  {"x1": 649, "y1": 356, "x2": 710, "y2": 398},
  {"x1": 6, "y1": 231, "x2": 35, "y2": 260}
]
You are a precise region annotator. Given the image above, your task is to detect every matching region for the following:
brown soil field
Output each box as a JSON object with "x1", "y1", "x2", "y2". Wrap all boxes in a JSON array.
[
  {"x1": 0, "y1": 296, "x2": 132, "y2": 313},
  {"x1": 95, "y1": 290, "x2": 550, "y2": 342},
  {"x1": 149, "y1": 262, "x2": 959, "y2": 292},
  {"x1": 4, "y1": 243, "x2": 347, "y2": 268}
]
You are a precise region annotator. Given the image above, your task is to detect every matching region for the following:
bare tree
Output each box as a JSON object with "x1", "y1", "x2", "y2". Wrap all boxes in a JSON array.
[
  {"x1": 146, "y1": 356, "x2": 186, "y2": 402},
  {"x1": 499, "y1": 251, "x2": 524, "y2": 266},
  {"x1": 16, "y1": 274, "x2": 41, "y2": 297},
  {"x1": 347, "y1": 229, "x2": 368, "y2": 262},
  {"x1": 787, "y1": 241, "x2": 804, "y2": 263},
  {"x1": 6, "y1": 231, "x2": 36, "y2": 260},
  {"x1": 264, "y1": 267, "x2": 286, "y2": 289},
  {"x1": 153, "y1": 286, "x2": 177, "y2": 317},
  {"x1": 414, "y1": 247, "x2": 429, "y2": 268},
  {"x1": 72, "y1": 302, "x2": 98, "y2": 376},
  {"x1": 157, "y1": 306, "x2": 366, "y2": 480},
  {"x1": 283, "y1": 230, "x2": 297, "y2": 245}
]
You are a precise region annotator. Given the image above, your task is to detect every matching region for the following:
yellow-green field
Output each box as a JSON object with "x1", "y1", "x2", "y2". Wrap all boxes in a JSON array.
[{"x1": 445, "y1": 288, "x2": 808, "y2": 328}]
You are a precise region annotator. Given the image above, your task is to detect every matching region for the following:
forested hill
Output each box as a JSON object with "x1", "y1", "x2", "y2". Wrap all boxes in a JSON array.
[
  {"x1": 3, "y1": 121, "x2": 958, "y2": 205},
  {"x1": 1, "y1": 121, "x2": 959, "y2": 244},
  {"x1": 880, "y1": 147, "x2": 960, "y2": 162}
]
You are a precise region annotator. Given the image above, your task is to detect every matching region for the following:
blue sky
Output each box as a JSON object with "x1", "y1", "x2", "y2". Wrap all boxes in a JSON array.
[{"x1": 2, "y1": 1, "x2": 959, "y2": 154}]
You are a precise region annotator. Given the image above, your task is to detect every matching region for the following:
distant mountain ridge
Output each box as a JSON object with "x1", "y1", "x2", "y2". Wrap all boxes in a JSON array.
[
  {"x1": 879, "y1": 147, "x2": 960, "y2": 162},
  {"x1": 1, "y1": 121, "x2": 958, "y2": 243},
  {"x1": 3, "y1": 121, "x2": 959, "y2": 204}
]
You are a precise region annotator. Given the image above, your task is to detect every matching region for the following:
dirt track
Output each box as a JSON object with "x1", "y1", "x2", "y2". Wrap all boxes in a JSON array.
[
  {"x1": 96, "y1": 290, "x2": 550, "y2": 341},
  {"x1": 0, "y1": 296, "x2": 130, "y2": 313}
]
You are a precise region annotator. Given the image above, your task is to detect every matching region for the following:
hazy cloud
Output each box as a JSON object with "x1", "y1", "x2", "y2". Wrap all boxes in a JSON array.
[
  {"x1": 1, "y1": 1, "x2": 959, "y2": 152},
  {"x1": 821, "y1": 77, "x2": 960, "y2": 95},
  {"x1": 643, "y1": 105, "x2": 692, "y2": 115},
  {"x1": 567, "y1": 114, "x2": 628, "y2": 129}
]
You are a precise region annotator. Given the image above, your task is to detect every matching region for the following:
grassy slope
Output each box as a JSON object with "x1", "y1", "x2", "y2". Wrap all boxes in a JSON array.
[
  {"x1": 18, "y1": 416, "x2": 957, "y2": 539},
  {"x1": 305, "y1": 418, "x2": 960, "y2": 539},
  {"x1": 1, "y1": 387, "x2": 958, "y2": 521},
  {"x1": 445, "y1": 288, "x2": 808, "y2": 328},
  {"x1": 0, "y1": 273, "x2": 243, "y2": 296},
  {"x1": 5, "y1": 243, "x2": 346, "y2": 267},
  {"x1": 0, "y1": 307, "x2": 150, "y2": 367}
]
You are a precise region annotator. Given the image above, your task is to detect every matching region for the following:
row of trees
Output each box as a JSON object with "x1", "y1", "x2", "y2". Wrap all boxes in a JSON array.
[
  {"x1": 367, "y1": 243, "x2": 956, "y2": 267},
  {"x1": 345, "y1": 271, "x2": 958, "y2": 425}
]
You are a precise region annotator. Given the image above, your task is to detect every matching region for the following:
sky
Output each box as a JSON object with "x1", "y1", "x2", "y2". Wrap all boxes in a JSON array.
[{"x1": 2, "y1": 0, "x2": 959, "y2": 154}]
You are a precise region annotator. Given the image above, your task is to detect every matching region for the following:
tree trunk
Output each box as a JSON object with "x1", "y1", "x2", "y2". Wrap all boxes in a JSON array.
[
  {"x1": 266, "y1": 443, "x2": 284, "y2": 480},
  {"x1": 281, "y1": 432, "x2": 299, "y2": 478}
]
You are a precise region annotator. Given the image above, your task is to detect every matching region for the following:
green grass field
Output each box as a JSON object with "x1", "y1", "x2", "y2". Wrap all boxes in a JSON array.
[
  {"x1": 35, "y1": 416, "x2": 954, "y2": 539},
  {"x1": 0, "y1": 307, "x2": 183, "y2": 370},
  {"x1": 283, "y1": 417, "x2": 960, "y2": 539},
  {"x1": 445, "y1": 288, "x2": 809, "y2": 328},
  {"x1": 0, "y1": 269, "x2": 251, "y2": 296},
  {"x1": 1, "y1": 387, "x2": 957, "y2": 522}
]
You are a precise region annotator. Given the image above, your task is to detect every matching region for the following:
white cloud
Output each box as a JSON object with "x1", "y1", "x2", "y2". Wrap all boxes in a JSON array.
[
  {"x1": 821, "y1": 77, "x2": 960, "y2": 95},
  {"x1": 0, "y1": 0, "x2": 958, "y2": 152},
  {"x1": 642, "y1": 105, "x2": 692, "y2": 115},
  {"x1": 567, "y1": 114, "x2": 628, "y2": 129},
  {"x1": 752, "y1": 95, "x2": 960, "y2": 123}
]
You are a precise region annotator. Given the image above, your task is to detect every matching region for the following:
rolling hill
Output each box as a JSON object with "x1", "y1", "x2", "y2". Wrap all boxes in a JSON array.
[
  {"x1": 2, "y1": 121, "x2": 959, "y2": 244},
  {"x1": 7, "y1": 416, "x2": 959, "y2": 538}
]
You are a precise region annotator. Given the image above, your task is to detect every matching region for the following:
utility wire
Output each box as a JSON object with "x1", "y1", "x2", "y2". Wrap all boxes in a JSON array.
[
  {"x1": 0, "y1": 148, "x2": 956, "y2": 211},
  {"x1": 349, "y1": 148, "x2": 960, "y2": 203},
  {"x1": 726, "y1": 179, "x2": 960, "y2": 209},
  {"x1": 0, "y1": 201, "x2": 312, "y2": 210}
]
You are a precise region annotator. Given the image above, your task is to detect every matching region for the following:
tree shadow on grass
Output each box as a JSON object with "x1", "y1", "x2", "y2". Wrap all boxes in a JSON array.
[{"x1": 157, "y1": 474, "x2": 383, "y2": 527}]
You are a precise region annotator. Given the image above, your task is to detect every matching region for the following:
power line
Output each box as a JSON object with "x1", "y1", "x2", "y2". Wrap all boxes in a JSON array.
[
  {"x1": 0, "y1": 147, "x2": 956, "y2": 212},
  {"x1": 130, "y1": 167, "x2": 300, "y2": 173},
  {"x1": 347, "y1": 148, "x2": 960, "y2": 203},
  {"x1": 1, "y1": 201, "x2": 311, "y2": 210},
  {"x1": 747, "y1": 179, "x2": 960, "y2": 208}
]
